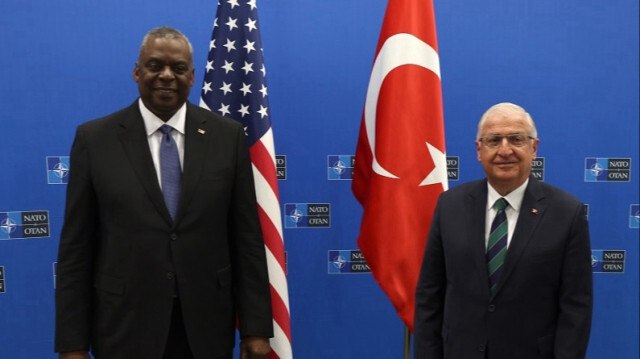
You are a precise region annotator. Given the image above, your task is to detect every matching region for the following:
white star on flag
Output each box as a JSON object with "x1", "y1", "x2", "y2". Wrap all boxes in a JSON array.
[
  {"x1": 242, "y1": 61, "x2": 254, "y2": 75},
  {"x1": 243, "y1": 40, "x2": 256, "y2": 53},
  {"x1": 202, "y1": 81, "x2": 213, "y2": 94},
  {"x1": 419, "y1": 142, "x2": 449, "y2": 189},
  {"x1": 257, "y1": 105, "x2": 268, "y2": 118},
  {"x1": 238, "y1": 104, "x2": 250, "y2": 117},
  {"x1": 245, "y1": 18, "x2": 257, "y2": 32},
  {"x1": 219, "y1": 82, "x2": 232, "y2": 95},
  {"x1": 217, "y1": 103, "x2": 230, "y2": 116},
  {"x1": 225, "y1": 17, "x2": 238, "y2": 31},
  {"x1": 221, "y1": 60, "x2": 234, "y2": 73},
  {"x1": 240, "y1": 82, "x2": 252, "y2": 96},
  {"x1": 223, "y1": 38, "x2": 236, "y2": 52}
]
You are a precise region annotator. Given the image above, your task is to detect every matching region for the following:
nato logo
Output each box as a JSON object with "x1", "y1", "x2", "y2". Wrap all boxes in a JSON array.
[
  {"x1": 447, "y1": 156, "x2": 459, "y2": 181},
  {"x1": 47, "y1": 156, "x2": 70, "y2": 184},
  {"x1": 0, "y1": 210, "x2": 50, "y2": 240},
  {"x1": 284, "y1": 203, "x2": 330, "y2": 228},
  {"x1": 327, "y1": 155, "x2": 355, "y2": 180},
  {"x1": 531, "y1": 157, "x2": 545, "y2": 181},
  {"x1": 630, "y1": 204, "x2": 640, "y2": 229},
  {"x1": 584, "y1": 158, "x2": 631, "y2": 182},
  {"x1": 276, "y1": 155, "x2": 287, "y2": 180},
  {"x1": 0, "y1": 266, "x2": 5, "y2": 293},
  {"x1": 328, "y1": 250, "x2": 370, "y2": 274},
  {"x1": 591, "y1": 250, "x2": 625, "y2": 273}
]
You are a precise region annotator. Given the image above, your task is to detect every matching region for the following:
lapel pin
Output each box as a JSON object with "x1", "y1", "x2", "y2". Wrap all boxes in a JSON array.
[
  {"x1": 531, "y1": 208, "x2": 538, "y2": 215},
  {"x1": 197, "y1": 129, "x2": 206, "y2": 135}
]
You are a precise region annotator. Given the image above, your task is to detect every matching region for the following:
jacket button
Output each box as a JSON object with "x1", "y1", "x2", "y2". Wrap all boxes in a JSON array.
[
  {"x1": 478, "y1": 344, "x2": 486, "y2": 352},
  {"x1": 170, "y1": 233, "x2": 178, "y2": 241},
  {"x1": 166, "y1": 272, "x2": 174, "y2": 280},
  {"x1": 488, "y1": 304, "x2": 495, "y2": 312}
]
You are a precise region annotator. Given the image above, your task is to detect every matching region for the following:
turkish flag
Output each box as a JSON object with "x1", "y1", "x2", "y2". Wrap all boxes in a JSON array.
[{"x1": 352, "y1": 0, "x2": 447, "y2": 331}]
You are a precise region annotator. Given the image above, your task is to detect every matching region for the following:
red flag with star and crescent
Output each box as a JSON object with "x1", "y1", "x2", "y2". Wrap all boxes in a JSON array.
[{"x1": 352, "y1": 0, "x2": 447, "y2": 331}]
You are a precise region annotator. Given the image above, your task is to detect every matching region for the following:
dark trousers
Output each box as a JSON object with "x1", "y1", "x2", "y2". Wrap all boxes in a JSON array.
[{"x1": 163, "y1": 299, "x2": 195, "y2": 359}]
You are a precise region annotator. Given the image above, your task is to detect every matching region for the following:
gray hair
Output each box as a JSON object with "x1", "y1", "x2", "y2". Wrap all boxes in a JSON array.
[
  {"x1": 476, "y1": 102, "x2": 538, "y2": 139},
  {"x1": 139, "y1": 26, "x2": 193, "y2": 59}
]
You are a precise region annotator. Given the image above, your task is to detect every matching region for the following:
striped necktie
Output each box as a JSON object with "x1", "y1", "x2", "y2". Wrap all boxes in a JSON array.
[
  {"x1": 159, "y1": 124, "x2": 182, "y2": 220},
  {"x1": 487, "y1": 198, "x2": 509, "y2": 295}
]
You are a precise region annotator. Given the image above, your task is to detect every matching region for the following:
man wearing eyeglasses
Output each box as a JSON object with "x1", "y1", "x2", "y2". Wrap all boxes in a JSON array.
[{"x1": 414, "y1": 103, "x2": 593, "y2": 359}]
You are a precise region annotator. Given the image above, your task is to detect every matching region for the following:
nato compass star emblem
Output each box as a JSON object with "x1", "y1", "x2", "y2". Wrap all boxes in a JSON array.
[
  {"x1": 332, "y1": 160, "x2": 346, "y2": 175},
  {"x1": 331, "y1": 255, "x2": 347, "y2": 269},
  {"x1": 53, "y1": 162, "x2": 69, "y2": 179},
  {"x1": 288, "y1": 208, "x2": 303, "y2": 223},
  {"x1": 1, "y1": 218, "x2": 17, "y2": 234},
  {"x1": 590, "y1": 162, "x2": 604, "y2": 177},
  {"x1": 47, "y1": 156, "x2": 70, "y2": 184},
  {"x1": 591, "y1": 254, "x2": 598, "y2": 268}
]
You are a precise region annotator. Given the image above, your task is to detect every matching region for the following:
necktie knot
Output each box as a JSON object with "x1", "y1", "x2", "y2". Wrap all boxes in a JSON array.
[
  {"x1": 159, "y1": 124, "x2": 174, "y2": 136},
  {"x1": 494, "y1": 198, "x2": 509, "y2": 212}
]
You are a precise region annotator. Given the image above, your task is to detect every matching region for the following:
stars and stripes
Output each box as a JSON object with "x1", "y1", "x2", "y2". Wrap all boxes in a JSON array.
[{"x1": 200, "y1": 1, "x2": 292, "y2": 358}]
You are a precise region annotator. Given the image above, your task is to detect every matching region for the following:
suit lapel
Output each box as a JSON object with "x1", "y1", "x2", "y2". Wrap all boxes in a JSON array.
[
  {"x1": 493, "y1": 177, "x2": 546, "y2": 297},
  {"x1": 468, "y1": 180, "x2": 492, "y2": 299},
  {"x1": 174, "y1": 103, "x2": 213, "y2": 224},
  {"x1": 117, "y1": 102, "x2": 173, "y2": 226}
]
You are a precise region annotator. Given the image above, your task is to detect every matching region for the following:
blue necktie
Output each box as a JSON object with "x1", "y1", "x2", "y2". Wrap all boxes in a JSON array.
[
  {"x1": 487, "y1": 198, "x2": 509, "y2": 295},
  {"x1": 159, "y1": 125, "x2": 181, "y2": 220}
]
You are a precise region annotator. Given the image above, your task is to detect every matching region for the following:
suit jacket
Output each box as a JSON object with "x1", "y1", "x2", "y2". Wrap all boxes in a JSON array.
[
  {"x1": 55, "y1": 101, "x2": 273, "y2": 358},
  {"x1": 414, "y1": 177, "x2": 592, "y2": 359}
]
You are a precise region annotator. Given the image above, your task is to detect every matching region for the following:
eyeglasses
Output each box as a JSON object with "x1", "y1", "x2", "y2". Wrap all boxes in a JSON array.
[{"x1": 477, "y1": 134, "x2": 536, "y2": 148}]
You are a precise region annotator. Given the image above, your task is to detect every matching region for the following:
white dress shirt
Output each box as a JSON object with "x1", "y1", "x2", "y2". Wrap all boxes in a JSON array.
[
  {"x1": 484, "y1": 178, "x2": 529, "y2": 249},
  {"x1": 138, "y1": 99, "x2": 186, "y2": 190}
]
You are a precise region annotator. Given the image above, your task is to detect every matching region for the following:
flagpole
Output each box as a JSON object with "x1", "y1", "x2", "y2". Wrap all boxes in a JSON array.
[{"x1": 404, "y1": 326, "x2": 411, "y2": 359}]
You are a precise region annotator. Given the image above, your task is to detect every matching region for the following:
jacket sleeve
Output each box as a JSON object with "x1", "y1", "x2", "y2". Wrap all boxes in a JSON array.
[
  {"x1": 414, "y1": 196, "x2": 445, "y2": 359},
  {"x1": 228, "y1": 124, "x2": 274, "y2": 339},
  {"x1": 55, "y1": 126, "x2": 97, "y2": 353},
  {"x1": 554, "y1": 202, "x2": 593, "y2": 358}
]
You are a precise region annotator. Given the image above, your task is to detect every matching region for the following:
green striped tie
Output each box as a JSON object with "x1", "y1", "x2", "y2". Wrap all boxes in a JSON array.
[{"x1": 487, "y1": 198, "x2": 509, "y2": 295}]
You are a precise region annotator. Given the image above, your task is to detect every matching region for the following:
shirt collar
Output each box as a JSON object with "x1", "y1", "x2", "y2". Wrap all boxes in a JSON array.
[
  {"x1": 138, "y1": 98, "x2": 186, "y2": 136},
  {"x1": 486, "y1": 178, "x2": 529, "y2": 212}
]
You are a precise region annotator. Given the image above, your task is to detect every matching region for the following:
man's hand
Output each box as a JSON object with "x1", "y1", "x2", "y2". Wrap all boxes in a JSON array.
[
  {"x1": 59, "y1": 352, "x2": 90, "y2": 359},
  {"x1": 240, "y1": 336, "x2": 271, "y2": 359}
]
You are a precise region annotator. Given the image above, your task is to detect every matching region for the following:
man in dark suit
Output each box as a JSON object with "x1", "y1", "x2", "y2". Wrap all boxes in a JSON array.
[
  {"x1": 414, "y1": 103, "x2": 592, "y2": 358},
  {"x1": 55, "y1": 26, "x2": 273, "y2": 359}
]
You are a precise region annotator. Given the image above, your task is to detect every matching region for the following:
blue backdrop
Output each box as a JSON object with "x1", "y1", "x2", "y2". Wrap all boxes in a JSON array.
[{"x1": 0, "y1": 0, "x2": 638, "y2": 358}]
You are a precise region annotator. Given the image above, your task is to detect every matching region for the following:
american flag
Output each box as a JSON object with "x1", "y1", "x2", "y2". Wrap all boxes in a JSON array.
[{"x1": 199, "y1": 1, "x2": 292, "y2": 358}]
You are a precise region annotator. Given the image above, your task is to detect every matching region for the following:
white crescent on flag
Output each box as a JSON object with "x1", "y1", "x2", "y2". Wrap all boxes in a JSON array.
[{"x1": 364, "y1": 33, "x2": 443, "y2": 187}]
